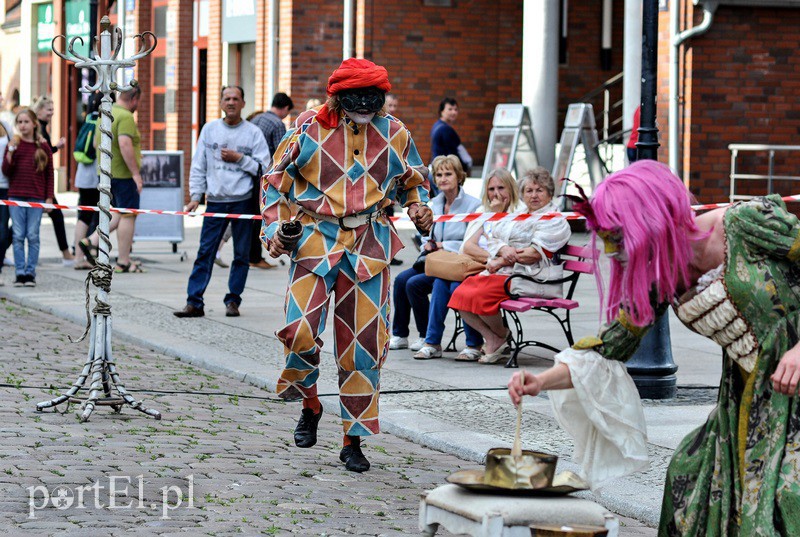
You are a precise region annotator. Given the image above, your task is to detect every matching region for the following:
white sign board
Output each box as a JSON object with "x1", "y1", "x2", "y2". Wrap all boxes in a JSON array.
[
  {"x1": 134, "y1": 151, "x2": 184, "y2": 244},
  {"x1": 553, "y1": 104, "x2": 607, "y2": 210},
  {"x1": 481, "y1": 104, "x2": 539, "y2": 182}
]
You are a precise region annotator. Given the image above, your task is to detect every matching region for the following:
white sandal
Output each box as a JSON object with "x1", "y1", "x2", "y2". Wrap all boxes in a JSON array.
[
  {"x1": 413, "y1": 345, "x2": 442, "y2": 360},
  {"x1": 455, "y1": 347, "x2": 483, "y2": 362},
  {"x1": 478, "y1": 342, "x2": 510, "y2": 364}
]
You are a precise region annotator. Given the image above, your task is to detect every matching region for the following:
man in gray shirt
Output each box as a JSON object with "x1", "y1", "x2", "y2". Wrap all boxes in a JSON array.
[
  {"x1": 174, "y1": 86, "x2": 270, "y2": 318},
  {"x1": 246, "y1": 93, "x2": 294, "y2": 269}
]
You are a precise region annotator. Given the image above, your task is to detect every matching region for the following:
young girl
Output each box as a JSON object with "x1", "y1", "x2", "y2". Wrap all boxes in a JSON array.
[{"x1": 1, "y1": 109, "x2": 54, "y2": 287}]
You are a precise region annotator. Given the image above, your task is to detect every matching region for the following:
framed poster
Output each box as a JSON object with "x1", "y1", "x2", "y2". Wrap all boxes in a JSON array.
[{"x1": 134, "y1": 151, "x2": 184, "y2": 245}]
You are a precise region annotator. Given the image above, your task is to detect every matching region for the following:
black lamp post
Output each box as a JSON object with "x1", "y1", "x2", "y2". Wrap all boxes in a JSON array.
[{"x1": 626, "y1": 0, "x2": 678, "y2": 399}]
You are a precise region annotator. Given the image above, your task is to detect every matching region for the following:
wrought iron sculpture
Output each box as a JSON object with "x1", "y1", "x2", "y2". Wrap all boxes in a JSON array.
[{"x1": 37, "y1": 17, "x2": 160, "y2": 421}]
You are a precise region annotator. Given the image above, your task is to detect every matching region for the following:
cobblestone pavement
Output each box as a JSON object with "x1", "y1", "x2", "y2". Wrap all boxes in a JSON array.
[
  {"x1": 0, "y1": 300, "x2": 655, "y2": 535},
  {"x1": 9, "y1": 271, "x2": 681, "y2": 505}
]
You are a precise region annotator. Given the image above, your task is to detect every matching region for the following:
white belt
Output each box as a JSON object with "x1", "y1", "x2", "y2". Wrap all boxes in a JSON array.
[{"x1": 301, "y1": 208, "x2": 385, "y2": 231}]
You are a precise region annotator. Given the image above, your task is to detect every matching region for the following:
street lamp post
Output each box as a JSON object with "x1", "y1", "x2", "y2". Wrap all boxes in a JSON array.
[
  {"x1": 36, "y1": 17, "x2": 161, "y2": 421},
  {"x1": 626, "y1": 0, "x2": 679, "y2": 399}
]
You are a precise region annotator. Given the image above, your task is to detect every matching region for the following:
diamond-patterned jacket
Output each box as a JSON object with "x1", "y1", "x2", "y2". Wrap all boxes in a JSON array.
[{"x1": 260, "y1": 108, "x2": 429, "y2": 282}]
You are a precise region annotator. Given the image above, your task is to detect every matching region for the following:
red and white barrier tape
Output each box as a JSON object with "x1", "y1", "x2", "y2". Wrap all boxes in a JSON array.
[
  {"x1": 0, "y1": 199, "x2": 260, "y2": 220},
  {"x1": 1, "y1": 195, "x2": 798, "y2": 224}
]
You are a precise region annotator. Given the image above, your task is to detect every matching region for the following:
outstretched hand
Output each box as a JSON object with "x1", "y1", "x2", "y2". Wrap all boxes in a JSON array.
[{"x1": 508, "y1": 371, "x2": 542, "y2": 406}]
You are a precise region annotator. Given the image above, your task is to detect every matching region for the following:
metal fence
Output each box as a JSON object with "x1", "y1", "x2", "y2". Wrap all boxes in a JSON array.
[{"x1": 728, "y1": 144, "x2": 800, "y2": 203}]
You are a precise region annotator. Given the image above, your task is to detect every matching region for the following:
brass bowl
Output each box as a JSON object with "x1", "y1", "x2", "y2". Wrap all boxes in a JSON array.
[
  {"x1": 483, "y1": 448, "x2": 558, "y2": 490},
  {"x1": 530, "y1": 524, "x2": 608, "y2": 536}
]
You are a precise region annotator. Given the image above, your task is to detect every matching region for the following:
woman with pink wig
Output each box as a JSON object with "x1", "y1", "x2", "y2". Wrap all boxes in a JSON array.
[{"x1": 508, "y1": 160, "x2": 800, "y2": 534}]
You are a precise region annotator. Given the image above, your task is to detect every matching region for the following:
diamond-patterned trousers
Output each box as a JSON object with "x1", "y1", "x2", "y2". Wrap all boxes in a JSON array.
[{"x1": 275, "y1": 260, "x2": 390, "y2": 436}]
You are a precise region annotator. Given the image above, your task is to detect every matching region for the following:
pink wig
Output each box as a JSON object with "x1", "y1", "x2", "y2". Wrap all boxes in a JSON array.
[{"x1": 587, "y1": 160, "x2": 702, "y2": 326}]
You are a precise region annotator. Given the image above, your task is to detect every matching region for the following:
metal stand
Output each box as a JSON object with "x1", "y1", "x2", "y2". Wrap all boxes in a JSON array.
[
  {"x1": 36, "y1": 17, "x2": 160, "y2": 421},
  {"x1": 553, "y1": 103, "x2": 608, "y2": 210}
]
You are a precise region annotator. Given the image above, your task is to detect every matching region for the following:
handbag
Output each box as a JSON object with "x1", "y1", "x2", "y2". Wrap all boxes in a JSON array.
[
  {"x1": 424, "y1": 250, "x2": 485, "y2": 282},
  {"x1": 506, "y1": 245, "x2": 567, "y2": 299},
  {"x1": 412, "y1": 221, "x2": 437, "y2": 272}
]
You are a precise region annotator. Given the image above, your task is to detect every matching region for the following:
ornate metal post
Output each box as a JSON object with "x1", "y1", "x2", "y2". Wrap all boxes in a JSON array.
[
  {"x1": 625, "y1": 0, "x2": 679, "y2": 399},
  {"x1": 36, "y1": 17, "x2": 160, "y2": 421}
]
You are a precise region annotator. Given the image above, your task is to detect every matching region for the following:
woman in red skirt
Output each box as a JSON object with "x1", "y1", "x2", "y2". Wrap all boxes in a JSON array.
[{"x1": 449, "y1": 167, "x2": 571, "y2": 363}]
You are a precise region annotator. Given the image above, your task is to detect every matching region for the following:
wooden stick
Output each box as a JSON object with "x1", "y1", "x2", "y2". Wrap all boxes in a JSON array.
[{"x1": 511, "y1": 370, "x2": 524, "y2": 457}]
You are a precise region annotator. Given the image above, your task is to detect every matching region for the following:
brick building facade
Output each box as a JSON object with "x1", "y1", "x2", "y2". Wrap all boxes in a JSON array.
[
  {"x1": 7, "y1": 0, "x2": 800, "y2": 204},
  {"x1": 661, "y1": 3, "x2": 800, "y2": 203}
]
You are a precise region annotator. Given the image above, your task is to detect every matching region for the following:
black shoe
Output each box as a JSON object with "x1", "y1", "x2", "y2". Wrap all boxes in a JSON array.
[
  {"x1": 24, "y1": 276, "x2": 36, "y2": 287},
  {"x1": 339, "y1": 437, "x2": 370, "y2": 472},
  {"x1": 294, "y1": 406, "x2": 323, "y2": 448},
  {"x1": 225, "y1": 302, "x2": 240, "y2": 317},
  {"x1": 173, "y1": 304, "x2": 205, "y2": 318},
  {"x1": 389, "y1": 258, "x2": 403, "y2": 266},
  {"x1": 13, "y1": 275, "x2": 25, "y2": 287}
]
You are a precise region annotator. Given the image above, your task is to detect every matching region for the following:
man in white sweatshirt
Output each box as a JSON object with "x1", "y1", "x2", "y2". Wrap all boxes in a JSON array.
[{"x1": 174, "y1": 86, "x2": 270, "y2": 318}]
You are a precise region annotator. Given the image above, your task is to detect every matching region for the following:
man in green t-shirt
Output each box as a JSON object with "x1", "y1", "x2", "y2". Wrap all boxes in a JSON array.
[{"x1": 80, "y1": 87, "x2": 144, "y2": 273}]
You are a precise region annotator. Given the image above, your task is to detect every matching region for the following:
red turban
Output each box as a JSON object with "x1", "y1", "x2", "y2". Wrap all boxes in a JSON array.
[
  {"x1": 316, "y1": 58, "x2": 391, "y2": 129},
  {"x1": 326, "y1": 58, "x2": 391, "y2": 96}
]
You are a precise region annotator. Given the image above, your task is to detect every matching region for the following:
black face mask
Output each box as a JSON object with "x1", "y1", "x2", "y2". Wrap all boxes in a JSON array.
[{"x1": 338, "y1": 87, "x2": 385, "y2": 114}]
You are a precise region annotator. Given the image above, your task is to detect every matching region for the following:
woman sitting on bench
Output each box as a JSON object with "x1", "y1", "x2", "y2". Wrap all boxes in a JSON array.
[{"x1": 448, "y1": 167, "x2": 571, "y2": 364}]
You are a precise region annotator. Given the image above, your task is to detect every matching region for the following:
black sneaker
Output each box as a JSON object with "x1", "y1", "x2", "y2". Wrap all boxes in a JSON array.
[
  {"x1": 13, "y1": 275, "x2": 25, "y2": 287},
  {"x1": 339, "y1": 436, "x2": 370, "y2": 472},
  {"x1": 24, "y1": 276, "x2": 36, "y2": 287}
]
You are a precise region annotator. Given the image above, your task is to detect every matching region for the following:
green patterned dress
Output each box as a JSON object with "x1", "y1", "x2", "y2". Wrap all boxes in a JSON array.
[{"x1": 575, "y1": 195, "x2": 800, "y2": 536}]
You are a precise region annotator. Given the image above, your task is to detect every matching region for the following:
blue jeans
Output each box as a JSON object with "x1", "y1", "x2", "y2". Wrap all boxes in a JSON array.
[
  {"x1": 9, "y1": 197, "x2": 44, "y2": 278},
  {"x1": 185, "y1": 199, "x2": 252, "y2": 308},
  {"x1": 0, "y1": 188, "x2": 11, "y2": 271},
  {"x1": 425, "y1": 278, "x2": 483, "y2": 347},
  {"x1": 391, "y1": 267, "x2": 435, "y2": 338}
]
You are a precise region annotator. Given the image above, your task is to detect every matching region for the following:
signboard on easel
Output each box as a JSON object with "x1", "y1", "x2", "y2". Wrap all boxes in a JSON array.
[
  {"x1": 481, "y1": 104, "x2": 539, "y2": 183},
  {"x1": 134, "y1": 151, "x2": 184, "y2": 250},
  {"x1": 552, "y1": 103, "x2": 607, "y2": 210}
]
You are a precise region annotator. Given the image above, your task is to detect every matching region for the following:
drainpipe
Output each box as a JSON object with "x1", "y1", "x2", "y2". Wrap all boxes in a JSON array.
[
  {"x1": 623, "y1": 0, "x2": 642, "y2": 148},
  {"x1": 600, "y1": 0, "x2": 612, "y2": 70},
  {"x1": 343, "y1": 0, "x2": 355, "y2": 60},
  {"x1": 268, "y1": 0, "x2": 279, "y2": 98},
  {"x1": 669, "y1": 0, "x2": 717, "y2": 173}
]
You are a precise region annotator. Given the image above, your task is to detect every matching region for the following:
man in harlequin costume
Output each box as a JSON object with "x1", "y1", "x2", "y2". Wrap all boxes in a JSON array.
[{"x1": 261, "y1": 58, "x2": 433, "y2": 472}]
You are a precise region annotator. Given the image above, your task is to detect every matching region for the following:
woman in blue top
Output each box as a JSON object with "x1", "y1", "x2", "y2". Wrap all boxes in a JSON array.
[{"x1": 389, "y1": 155, "x2": 482, "y2": 354}]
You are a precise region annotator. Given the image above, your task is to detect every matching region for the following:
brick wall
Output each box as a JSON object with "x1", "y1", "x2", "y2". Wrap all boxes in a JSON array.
[
  {"x1": 285, "y1": 0, "x2": 343, "y2": 111},
  {"x1": 277, "y1": 0, "x2": 293, "y2": 98},
  {"x1": 165, "y1": 0, "x2": 193, "y2": 193},
  {"x1": 364, "y1": 0, "x2": 523, "y2": 164},
  {"x1": 134, "y1": 1, "x2": 153, "y2": 150},
  {"x1": 558, "y1": 0, "x2": 627, "y2": 131},
  {"x1": 683, "y1": 5, "x2": 800, "y2": 202},
  {"x1": 206, "y1": 0, "x2": 222, "y2": 122}
]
